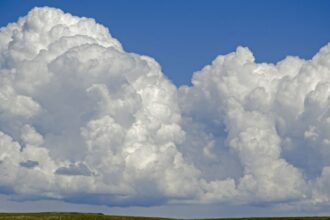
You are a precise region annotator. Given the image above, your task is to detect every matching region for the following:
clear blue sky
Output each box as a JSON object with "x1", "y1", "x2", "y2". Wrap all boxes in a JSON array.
[{"x1": 0, "y1": 0, "x2": 329, "y2": 86}]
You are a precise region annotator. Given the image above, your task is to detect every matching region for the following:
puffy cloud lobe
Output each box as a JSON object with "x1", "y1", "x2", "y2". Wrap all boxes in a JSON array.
[{"x1": 0, "y1": 7, "x2": 330, "y2": 211}]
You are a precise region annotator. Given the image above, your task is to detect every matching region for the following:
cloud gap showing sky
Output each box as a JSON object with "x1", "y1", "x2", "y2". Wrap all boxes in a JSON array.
[{"x1": 0, "y1": 7, "x2": 330, "y2": 217}]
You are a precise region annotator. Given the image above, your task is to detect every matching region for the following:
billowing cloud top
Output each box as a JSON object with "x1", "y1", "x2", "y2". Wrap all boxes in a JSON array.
[{"x1": 1, "y1": 7, "x2": 330, "y2": 210}]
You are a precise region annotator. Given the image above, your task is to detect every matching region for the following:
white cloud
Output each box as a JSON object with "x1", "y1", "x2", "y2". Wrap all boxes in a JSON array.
[
  {"x1": 0, "y1": 7, "x2": 201, "y2": 206},
  {"x1": 0, "y1": 6, "x2": 330, "y2": 212},
  {"x1": 179, "y1": 44, "x2": 330, "y2": 206}
]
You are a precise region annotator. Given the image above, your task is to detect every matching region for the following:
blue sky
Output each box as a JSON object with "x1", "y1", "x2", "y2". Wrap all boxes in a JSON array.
[{"x1": 1, "y1": 0, "x2": 330, "y2": 85}]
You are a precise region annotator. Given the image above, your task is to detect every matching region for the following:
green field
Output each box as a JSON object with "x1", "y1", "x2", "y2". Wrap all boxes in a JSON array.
[
  {"x1": 0, "y1": 213, "x2": 329, "y2": 220},
  {"x1": 0, "y1": 213, "x2": 166, "y2": 220}
]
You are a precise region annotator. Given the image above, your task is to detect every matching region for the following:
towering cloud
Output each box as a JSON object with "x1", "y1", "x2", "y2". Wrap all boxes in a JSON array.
[{"x1": 0, "y1": 7, "x2": 330, "y2": 211}]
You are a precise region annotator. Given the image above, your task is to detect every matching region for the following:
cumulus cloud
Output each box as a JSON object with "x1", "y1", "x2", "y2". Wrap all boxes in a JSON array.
[
  {"x1": 0, "y1": 7, "x2": 199, "y2": 205},
  {"x1": 179, "y1": 45, "x2": 330, "y2": 206},
  {"x1": 0, "y1": 6, "x2": 330, "y2": 211}
]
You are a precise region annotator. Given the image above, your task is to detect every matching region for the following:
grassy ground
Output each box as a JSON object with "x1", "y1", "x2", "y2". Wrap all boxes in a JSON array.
[
  {"x1": 208, "y1": 218, "x2": 330, "y2": 220},
  {"x1": 0, "y1": 213, "x2": 329, "y2": 220},
  {"x1": 0, "y1": 213, "x2": 169, "y2": 220}
]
